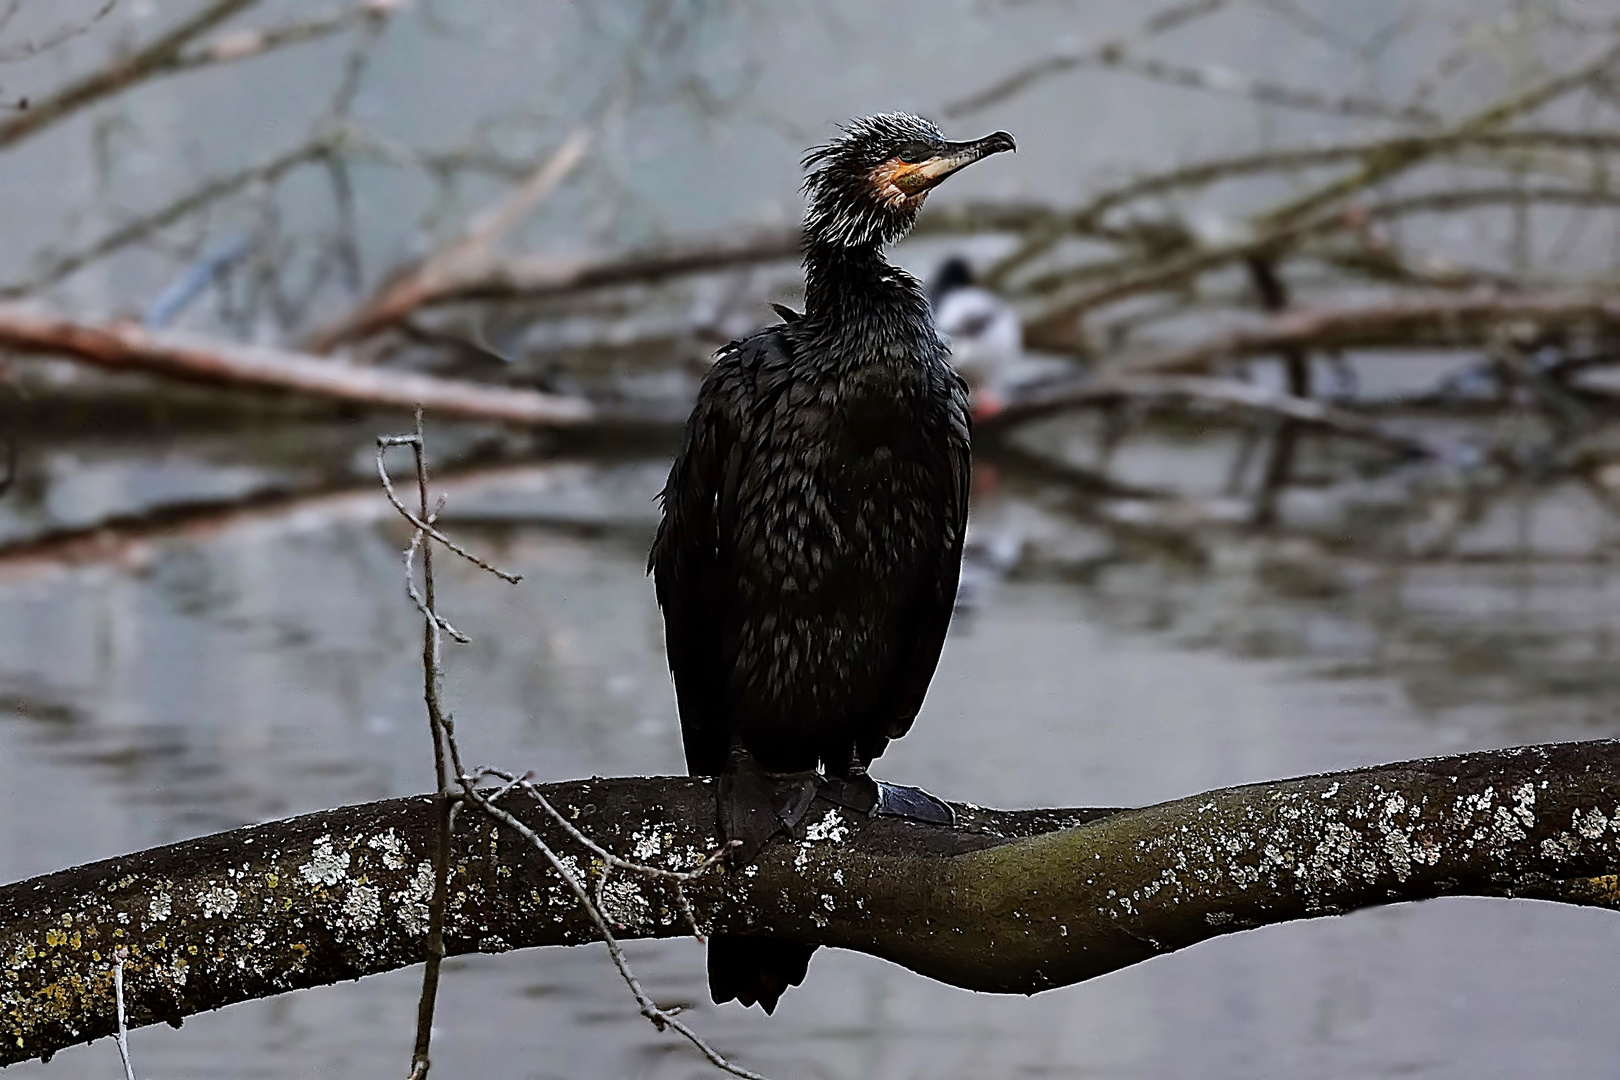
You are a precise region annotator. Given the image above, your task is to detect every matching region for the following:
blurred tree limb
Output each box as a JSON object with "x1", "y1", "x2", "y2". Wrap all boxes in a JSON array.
[
  {"x1": 0, "y1": 0, "x2": 400, "y2": 153},
  {"x1": 0, "y1": 303, "x2": 607, "y2": 425},
  {"x1": 1102, "y1": 291, "x2": 1620, "y2": 375},
  {"x1": 4, "y1": 741, "x2": 1620, "y2": 1066},
  {"x1": 0, "y1": 0, "x2": 260, "y2": 152}
]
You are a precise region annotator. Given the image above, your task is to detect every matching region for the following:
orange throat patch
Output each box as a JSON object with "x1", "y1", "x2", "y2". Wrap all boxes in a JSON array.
[{"x1": 868, "y1": 158, "x2": 933, "y2": 211}]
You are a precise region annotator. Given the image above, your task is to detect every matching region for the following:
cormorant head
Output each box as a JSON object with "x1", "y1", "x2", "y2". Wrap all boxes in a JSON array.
[{"x1": 802, "y1": 113, "x2": 1015, "y2": 250}]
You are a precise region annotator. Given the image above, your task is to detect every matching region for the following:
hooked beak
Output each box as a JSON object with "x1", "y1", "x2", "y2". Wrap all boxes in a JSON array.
[{"x1": 892, "y1": 131, "x2": 1016, "y2": 195}]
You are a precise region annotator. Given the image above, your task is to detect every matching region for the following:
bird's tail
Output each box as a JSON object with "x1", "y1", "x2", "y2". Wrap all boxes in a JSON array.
[{"x1": 707, "y1": 935, "x2": 816, "y2": 1013}]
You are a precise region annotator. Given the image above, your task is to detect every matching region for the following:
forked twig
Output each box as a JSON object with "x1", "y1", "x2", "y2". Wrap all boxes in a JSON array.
[
  {"x1": 378, "y1": 411, "x2": 771, "y2": 1080},
  {"x1": 453, "y1": 781, "x2": 772, "y2": 1080},
  {"x1": 468, "y1": 765, "x2": 737, "y2": 939},
  {"x1": 376, "y1": 435, "x2": 523, "y2": 584}
]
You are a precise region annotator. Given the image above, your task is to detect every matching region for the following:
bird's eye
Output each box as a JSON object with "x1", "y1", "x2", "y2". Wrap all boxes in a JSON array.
[{"x1": 896, "y1": 141, "x2": 934, "y2": 164}]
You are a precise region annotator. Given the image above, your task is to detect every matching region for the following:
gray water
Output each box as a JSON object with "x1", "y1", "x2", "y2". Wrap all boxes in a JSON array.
[{"x1": 5, "y1": 1, "x2": 1620, "y2": 1077}]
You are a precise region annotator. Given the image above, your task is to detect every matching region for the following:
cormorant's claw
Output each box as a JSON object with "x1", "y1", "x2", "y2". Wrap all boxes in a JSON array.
[
  {"x1": 819, "y1": 775, "x2": 956, "y2": 826},
  {"x1": 717, "y1": 751, "x2": 820, "y2": 863}
]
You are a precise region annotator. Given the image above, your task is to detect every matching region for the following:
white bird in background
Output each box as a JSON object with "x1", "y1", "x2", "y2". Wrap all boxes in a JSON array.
[
  {"x1": 927, "y1": 256, "x2": 1032, "y2": 612},
  {"x1": 929, "y1": 256, "x2": 1024, "y2": 419}
]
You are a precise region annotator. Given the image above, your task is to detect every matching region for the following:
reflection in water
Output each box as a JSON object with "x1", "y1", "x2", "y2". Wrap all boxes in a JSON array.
[{"x1": 2, "y1": 434, "x2": 1620, "y2": 1079}]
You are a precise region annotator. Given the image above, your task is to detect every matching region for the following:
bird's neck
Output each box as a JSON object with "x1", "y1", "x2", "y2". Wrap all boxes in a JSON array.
[{"x1": 801, "y1": 238, "x2": 931, "y2": 341}]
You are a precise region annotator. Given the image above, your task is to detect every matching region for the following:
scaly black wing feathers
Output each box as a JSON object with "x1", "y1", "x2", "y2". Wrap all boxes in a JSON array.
[
  {"x1": 872, "y1": 373, "x2": 972, "y2": 751},
  {"x1": 650, "y1": 329, "x2": 791, "y2": 777}
]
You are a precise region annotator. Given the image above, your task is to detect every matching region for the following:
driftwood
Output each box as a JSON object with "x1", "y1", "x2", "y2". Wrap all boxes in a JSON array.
[
  {"x1": 0, "y1": 305, "x2": 603, "y2": 427},
  {"x1": 5, "y1": 741, "x2": 1620, "y2": 1066}
]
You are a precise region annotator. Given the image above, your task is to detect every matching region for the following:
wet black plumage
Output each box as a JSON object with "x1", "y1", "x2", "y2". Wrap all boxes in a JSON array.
[{"x1": 650, "y1": 113, "x2": 1014, "y2": 1012}]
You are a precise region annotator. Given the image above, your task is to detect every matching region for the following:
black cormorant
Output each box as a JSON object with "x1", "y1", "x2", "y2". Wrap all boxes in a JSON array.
[{"x1": 649, "y1": 113, "x2": 1015, "y2": 1012}]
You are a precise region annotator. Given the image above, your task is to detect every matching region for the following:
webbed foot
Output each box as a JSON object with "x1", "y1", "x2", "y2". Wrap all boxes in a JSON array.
[{"x1": 717, "y1": 749, "x2": 820, "y2": 863}]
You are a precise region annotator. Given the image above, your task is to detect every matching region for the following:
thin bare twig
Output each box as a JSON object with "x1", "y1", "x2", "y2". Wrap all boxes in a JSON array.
[
  {"x1": 380, "y1": 412, "x2": 529, "y2": 1079},
  {"x1": 0, "y1": 0, "x2": 262, "y2": 153},
  {"x1": 468, "y1": 766, "x2": 736, "y2": 939},
  {"x1": 943, "y1": 0, "x2": 1232, "y2": 116},
  {"x1": 0, "y1": 0, "x2": 117, "y2": 64},
  {"x1": 0, "y1": 140, "x2": 330, "y2": 298},
  {"x1": 171, "y1": 1, "x2": 394, "y2": 77},
  {"x1": 957, "y1": 43, "x2": 1435, "y2": 125},
  {"x1": 399, "y1": 411, "x2": 454, "y2": 1080},
  {"x1": 111, "y1": 948, "x2": 136, "y2": 1080},
  {"x1": 455, "y1": 782, "x2": 773, "y2": 1080},
  {"x1": 374, "y1": 440, "x2": 523, "y2": 584},
  {"x1": 378, "y1": 417, "x2": 770, "y2": 1080}
]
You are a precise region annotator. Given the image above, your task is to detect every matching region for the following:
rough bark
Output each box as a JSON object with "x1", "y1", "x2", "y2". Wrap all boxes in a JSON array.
[{"x1": 5, "y1": 742, "x2": 1620, "y2": 1066}]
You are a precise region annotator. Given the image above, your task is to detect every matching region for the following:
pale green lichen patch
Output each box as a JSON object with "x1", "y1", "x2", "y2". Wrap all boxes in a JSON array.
[
  {"x1": 393, "y1": 862, "x2": 435, "y2": 937},
  {"x1": 299, "y1": 837, "x2": 352, "y2": 887},
  {"x1": 0, "y1": 807, "x2": 461, "y2": 1063},
  {"x1": 367, "y1": 829, "x2": 410, "y2": 871},
  {"x1": 200, "y1": 887, "x2": 239, "y2": 920},
  {"x1": 338, "y1": 884, "x2": 382, "y2": 937}
]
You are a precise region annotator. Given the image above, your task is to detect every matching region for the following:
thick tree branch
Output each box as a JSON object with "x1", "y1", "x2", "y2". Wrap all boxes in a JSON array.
[{"x1": 4, "y1": 742, "x2": 1620, "y2": 1066}]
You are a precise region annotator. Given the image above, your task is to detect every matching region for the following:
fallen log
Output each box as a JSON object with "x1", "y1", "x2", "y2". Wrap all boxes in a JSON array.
[
  {"x1": 0, "y1": 304, "x2": 600, "y2": 427},
  {"x1": 4, "y1": 741, "x2": 1620, "y2": 1065}
]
